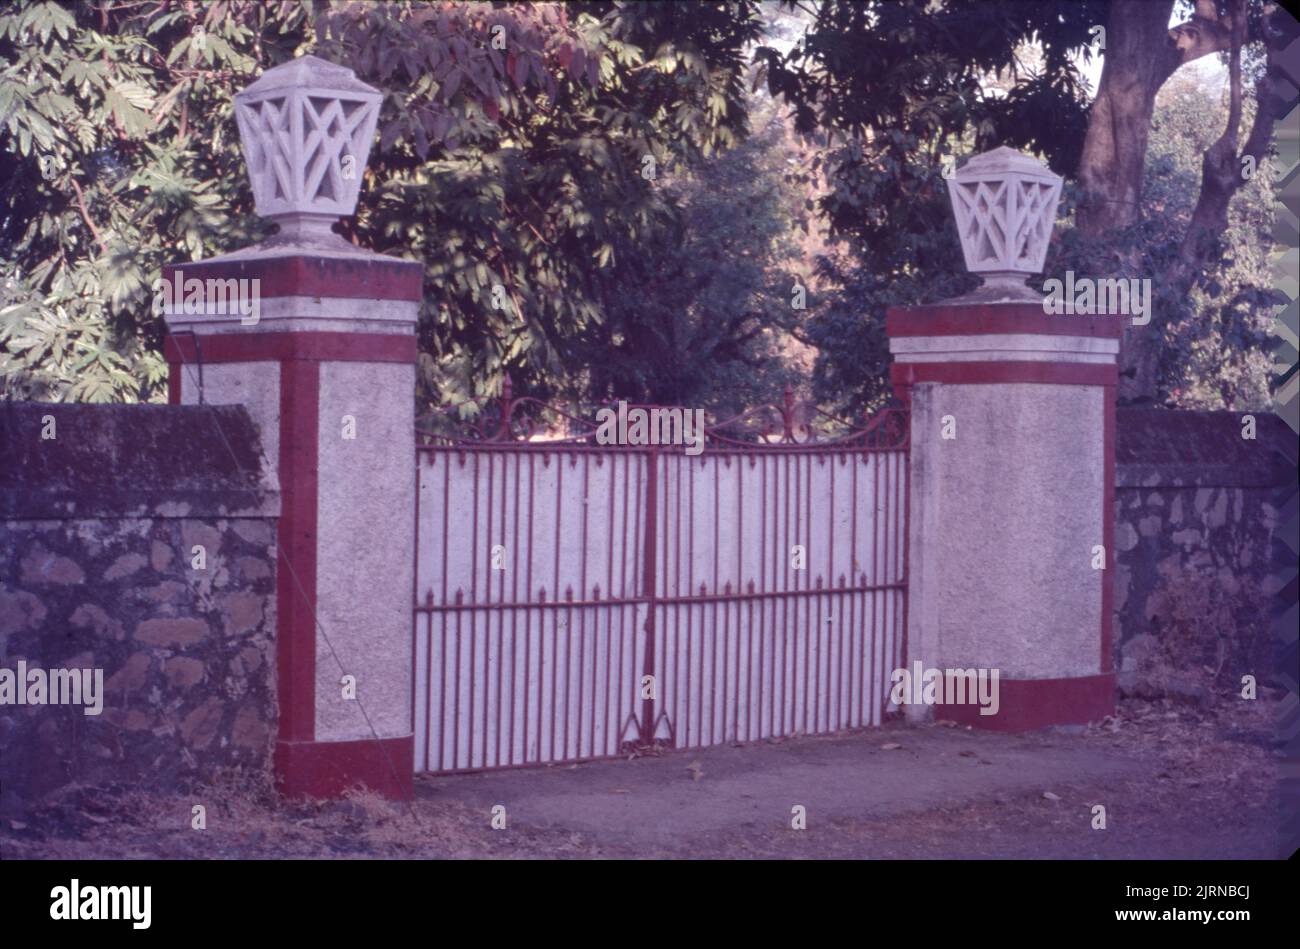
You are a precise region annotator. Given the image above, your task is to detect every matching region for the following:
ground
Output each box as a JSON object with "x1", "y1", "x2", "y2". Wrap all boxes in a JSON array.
[{"x1": 0, "y1": 694, "x2": 1282, "y2": 860}]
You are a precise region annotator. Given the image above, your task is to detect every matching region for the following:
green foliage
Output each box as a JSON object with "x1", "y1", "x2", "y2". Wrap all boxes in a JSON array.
[
  {"x1": 1, "y1": 0, "x2": 303, "y2": 401},
  {"x1": 1144, "y1": 73, "x2": 1277, "y2": 410},
  {"x1": 1, "y1": 0, "x2": 763, "y2": 408},
  {"x1": 758, "y1": 0, "x2": 1100, "y2": 417},
  {"x1": 1040, "y1": 70, "x2": 1278, "y2": 411},
  {"x1": 766, "y1": 0, "x2": 1278, "y2": 415},
  {"x1": 567, "y1": 98, "x2": 807, "y2": 418}
]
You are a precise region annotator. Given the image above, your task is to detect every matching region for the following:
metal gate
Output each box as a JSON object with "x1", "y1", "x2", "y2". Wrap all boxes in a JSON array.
[{"x1": 413, "y1": 386, "x2": 908, "y2": 773}]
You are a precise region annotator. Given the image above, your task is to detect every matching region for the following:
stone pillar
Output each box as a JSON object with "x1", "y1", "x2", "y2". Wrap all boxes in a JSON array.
[
  {"x1": 160, "y1": 56, "x2": 420, "y2": 796},
  {"x1": 886, "y1": 146, "x2": 1118, "y2": 730},
  {"x1": 888, "y1": 303, "x2": 1120, "y2": 730},
  {"x1": 162, "y1": 248, "x2": 420, "y2": 796}
]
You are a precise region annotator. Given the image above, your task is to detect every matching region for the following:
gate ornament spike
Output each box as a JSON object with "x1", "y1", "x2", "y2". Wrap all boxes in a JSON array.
[
  {"x1": 234, "y1": 54, "x2": 383, "y2": 251},
  {"x1": 945, "y1": 145, "x2": 1062, "y2": 303}
]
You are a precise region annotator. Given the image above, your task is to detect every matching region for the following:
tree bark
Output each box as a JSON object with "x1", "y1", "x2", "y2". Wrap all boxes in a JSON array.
[
  {"x1": 1075, "y1": 0, "x2": 1244, "y2": 403},
  {"x1": 1076, "y1": 0, "x2": 1177, "y2": 236}
]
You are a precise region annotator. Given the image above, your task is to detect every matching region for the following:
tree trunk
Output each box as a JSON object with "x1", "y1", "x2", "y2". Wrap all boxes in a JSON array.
[
  {"x1": 1076, "y1": 0, "x2": 1177, "y2": 237},
  {"x1": 1075, "y1": 0, "x2": 1244, "y2": 404}
]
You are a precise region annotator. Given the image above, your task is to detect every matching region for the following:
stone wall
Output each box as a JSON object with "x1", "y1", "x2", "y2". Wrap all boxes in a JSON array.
[
  {"x1": 1112, "y1": 409, "x2": 1295, "y2": 692},
  {"x1": 0, "y1": 403, "x2": 280, "y2": 815}
]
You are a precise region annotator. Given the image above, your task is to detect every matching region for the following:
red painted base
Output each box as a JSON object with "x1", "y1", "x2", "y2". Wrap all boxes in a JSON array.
[
  {"x1": 275, "y1": 735, "x2": 414, "y2": 800},
  {"x1": 936, "y1": 673, "x2": 1115, "y2": 732}
]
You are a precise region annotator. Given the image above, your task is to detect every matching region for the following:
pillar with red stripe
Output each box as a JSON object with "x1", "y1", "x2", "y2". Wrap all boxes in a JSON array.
[
  {"x1": 886, "y1": 147, "x2": 1118, "y2": 730},
  {"x1": 161, "y1": 56, "x2": 419, "y2": 797}
]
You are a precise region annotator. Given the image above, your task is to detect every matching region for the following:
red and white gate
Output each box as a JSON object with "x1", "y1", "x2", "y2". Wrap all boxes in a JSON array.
[{"x1": 412, "y1": 387, "x2": 908, "y2": 773}]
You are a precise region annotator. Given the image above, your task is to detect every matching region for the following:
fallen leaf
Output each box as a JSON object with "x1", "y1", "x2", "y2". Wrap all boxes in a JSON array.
[{"x1": 1042, "y1": 791, "x2": 1061, "y2": 801}]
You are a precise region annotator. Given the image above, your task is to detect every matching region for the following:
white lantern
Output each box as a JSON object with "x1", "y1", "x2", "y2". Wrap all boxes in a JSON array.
[
  {"x1": 946, "y1": 146, "x2": 1062, "y2": 294},
  {"x1": 234, "y1": 55, "x2": 382, "y2": 243}
]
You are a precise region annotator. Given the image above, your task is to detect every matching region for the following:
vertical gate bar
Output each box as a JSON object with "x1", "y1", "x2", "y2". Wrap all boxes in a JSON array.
[
  {"x1": 709, "y1": 595, "x2": 718, "y2": 744},
  {"x1": 441, "y1": 449, "x2": 452, "y2": 769},
  {"x1": 736, "y1": 457, "x2": 745, "y2": 740},
  {"x1": 496, "y1": 454, "x2": 507, "y2": 766},
  {"x1": 899, "y1": 450, "x2": 910, "y2": 697},
  {"x1": 781, "y1": 451, "x2": 790, "y2": 735},
  {"x1": 638, "y1": 449, "x2": 660, "y2": 744},
  {"x1": 550, "y1": 455, "x2": 562, "y2": 762},
  {"x1": 564, "y1": 591, "x2": 574, "y2": 759},
  {"x1": 710, "y1": 457, "x2": 720, "y2": 745},
  {"x1": 800, "y1": 456, "x2": 807, "y2": 733},
  {"x1": 800, "y1": 449, "x2": 811, "y2": 733},
  {"x1": 815, "y1": 585, "x2": 823, "y2": 733},
  {"x1": 889, "y1": 452, "x2": 899, "y2": 702},
  {"x1": 797, "y1": 453, "x2": 808, "y2": 733},
  {"x1": 691, "y1": 458, "x2": 700, "y2": 747},
  {"x1": 887, "y1": 450, "x2": 896, "y2": 712},
  {"x1": 411, "y1": 450, "x2": 421, "y2": 762},
  {"x1": 452, "y1": 602, "x2": 462, "y2": 770},
  {"x1": 665, "y1": 457, "x2": 676, "y2": 748},
  {"x1": 525, "y1": 453, "x2": 536, "y2": 762},
  {"x1": 617, "y1": 453, "x2": 630, "y2": 746},
  {"x1": 438, "y1": 604, "x2": 446, "y2": 769},
  {"x1": 547, "y1": 598, "x2": 556, "y2": 762},
  {"x1": 468, "y1": 453, "x2": 481, "y2": 768},
  {"x1": 850, "y1": 452, "x2": 860, "y2": 726},
  {"x1": 582, "y1": 454, "x2": 595, "y2": 759},
  {"x1": 838, "y1": 587, "x2": 848, "y2": 728},
  {"x1": 871, "y1": 450, "x2": 880, "y2": 720},
  {"x1": 758, "y1": 454, "x2": 767, "y2": 737},
  {"x1": 579, "y1": 454, "x2": 590, "y2": 757},
  {"x1": 509, "y1": 451, "x2": 521, "y2": 764},
  {"x1": 440, "y1": 454, "x2": 452, "y2": 770},
  {"x1": 686, "y1": 593, "x2": 695, "y2": 747},
  {"x1": 631, "y1": 453, "x2": 642, "y2": 744},
  {"x1": 484, "y1": 452, "x2": 494, "y2": 766},
  {"x1": 767, "y1": 455, "x2": 776, "y2": 735},
  {"x1": 605, "y1": 455, "x2": 616, "y2": 754},
  {"x1": 746, "y1": 594, "x2": 755, "y2": 741},
  {"x1": 832, "y1": 455, "x2": 843, "y2": 728},
  {"x1": 872, "y1": 451, "x2": 880, "y2": 589},
  {"x1": 674, "y1": 459, "x2": 683, "y2": 746},
  {"x1": 423, "y1": 600, "x2": 432, "y2": 767},
  {"x1": 728, "y1": 596, "x2": 737, "y2": 742}
]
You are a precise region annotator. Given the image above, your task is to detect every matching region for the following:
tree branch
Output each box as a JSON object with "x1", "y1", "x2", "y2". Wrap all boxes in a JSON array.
[{"x1": 70, "y1": 178, "x2": 108, "y2": 255}]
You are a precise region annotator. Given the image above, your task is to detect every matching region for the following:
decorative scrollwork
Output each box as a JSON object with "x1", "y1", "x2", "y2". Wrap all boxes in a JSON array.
[{"x1": 415, "y1": 379, "x2": 909, "y2": 450}]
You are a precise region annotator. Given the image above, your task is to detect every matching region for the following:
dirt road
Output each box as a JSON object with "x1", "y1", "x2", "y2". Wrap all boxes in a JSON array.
[{"x1": 0, "y1": 696, "x2": 1281, "y2": 859}]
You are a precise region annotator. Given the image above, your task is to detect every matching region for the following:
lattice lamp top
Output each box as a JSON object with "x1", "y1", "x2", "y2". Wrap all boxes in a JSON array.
[
  {"x1": 234, "y1": 55, "x2": 382, "y2": 240},
  {"x1": 946, "y1": 146, "x2": 1062, "y2": 291}
]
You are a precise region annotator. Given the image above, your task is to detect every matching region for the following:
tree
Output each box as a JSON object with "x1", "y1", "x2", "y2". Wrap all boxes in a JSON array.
[
  {"x1": 568, "y1": 97, "x2": 807, "y2": 417},
  {"x1": 1077, "y1": 0, "x2": 1293, "y2": 400},
  {"x1": 756, "y1": 0, "x2": 1291, "y2": 408},
  {"x1": 0, "y1": 0, "x2": 763, "y2": 408}
]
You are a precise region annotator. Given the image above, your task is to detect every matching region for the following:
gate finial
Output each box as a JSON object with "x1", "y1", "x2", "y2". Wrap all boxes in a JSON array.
[
  {"x1": 234, "y1": 54, "x2": 383, "y2": 247},
  {"x1": 945, "y1": 145, "x2": 1062, "y2": 300}
]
